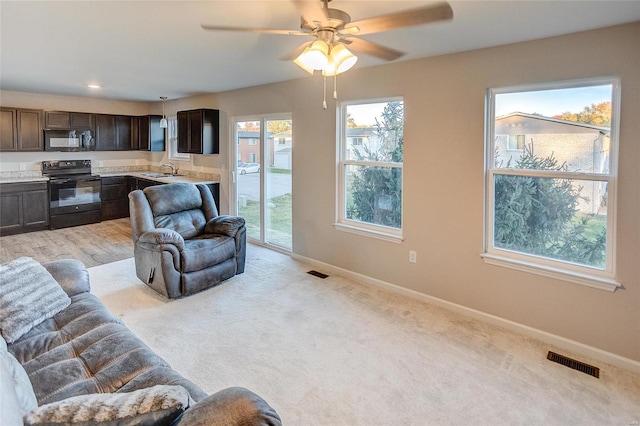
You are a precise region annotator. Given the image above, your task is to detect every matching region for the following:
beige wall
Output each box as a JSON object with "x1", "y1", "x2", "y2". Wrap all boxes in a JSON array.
[
  {"x1": 212, "y1": 23, "x2": 640, "y2": 362},
  {"x1": 1, "y1": 23, "x2": 638, "y2": 362}
]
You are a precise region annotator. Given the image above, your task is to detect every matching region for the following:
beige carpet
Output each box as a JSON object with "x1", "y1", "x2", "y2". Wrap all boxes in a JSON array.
[{"x1": 87, "y1": 245, "x2": 640, "y2": 425}]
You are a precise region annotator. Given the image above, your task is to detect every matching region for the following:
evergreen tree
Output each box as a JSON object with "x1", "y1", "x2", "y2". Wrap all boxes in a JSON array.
[{"x1": 493, "y1": 144, "x2": 606, "y2": 267}]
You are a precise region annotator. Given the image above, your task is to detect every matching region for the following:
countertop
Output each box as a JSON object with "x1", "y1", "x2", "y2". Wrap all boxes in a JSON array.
[
  {"x1": 0, "y1": 176, "x2": 49, "y2": 184},
  {"x1": 100, "y1": 172, "x2": 220, "y2": 185},
  {"x1": 0, "y1": 172, "x2": 220, "y2": 185}
]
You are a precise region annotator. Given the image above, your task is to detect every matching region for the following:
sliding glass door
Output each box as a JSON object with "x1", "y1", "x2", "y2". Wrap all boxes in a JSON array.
[{"x1": 235, "y1": 116, "x2": 292, "y2": 250}]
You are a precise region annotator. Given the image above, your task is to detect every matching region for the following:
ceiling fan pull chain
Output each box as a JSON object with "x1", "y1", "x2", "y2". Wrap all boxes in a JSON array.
[
  {"x1": 323, "y1": 75, "x2": 328, "y2": 110},
  {"x1": 333, "y1": 75, "x2": 338, "y2": 100}
]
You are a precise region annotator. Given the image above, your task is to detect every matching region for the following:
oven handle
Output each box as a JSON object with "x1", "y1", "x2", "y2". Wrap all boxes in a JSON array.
[{"x1": 50, "y1": 177, "x2": 101, "y2": 184}]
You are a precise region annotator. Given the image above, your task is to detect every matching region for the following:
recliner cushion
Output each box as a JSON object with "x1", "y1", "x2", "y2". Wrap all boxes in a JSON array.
[
  {"x1": 145, "y1": 183, "x2": 203, "y2": 216},
  {"x1": 154, "y1": 210, "x2": 207, "y2": 240},
  {"x1": 182, "y1": 236, "x2": 236, "y2": 273}
]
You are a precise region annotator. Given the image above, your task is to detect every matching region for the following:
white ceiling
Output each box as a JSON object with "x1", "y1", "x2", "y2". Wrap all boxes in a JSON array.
[{"x1": 1, "y1": 1, "x2": 639, "y2": 102}]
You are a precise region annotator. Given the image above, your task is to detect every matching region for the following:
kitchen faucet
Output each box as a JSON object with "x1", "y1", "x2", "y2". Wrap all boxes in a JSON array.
[{"x1": 160, "y1": 162, "x2": 177, "y2": 175}]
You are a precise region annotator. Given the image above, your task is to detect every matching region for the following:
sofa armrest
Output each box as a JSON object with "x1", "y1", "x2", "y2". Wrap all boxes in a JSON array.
[
  {"x1": 205, "y1": 216, "x2": 246, "y2": 237},
  {"x1": 42, "y1": 259, "x2": 90, "y2": 297},
  {"x1": 138, "y1": 229, "x2": 185, "y2": 251},
  {"x1": 177, "y1": 387, "x2": 281, "y2": 426}
]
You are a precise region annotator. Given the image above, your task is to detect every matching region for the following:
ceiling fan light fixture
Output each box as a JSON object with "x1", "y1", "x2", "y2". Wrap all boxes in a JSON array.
[
  {"x1": 322, "y1": 43, "x2": 357, "y2": 76},
  {"x1": 294, "y1": 40, "x2": 330, "y2": 73}
]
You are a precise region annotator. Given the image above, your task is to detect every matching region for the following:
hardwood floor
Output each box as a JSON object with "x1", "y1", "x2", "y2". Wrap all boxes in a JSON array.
[{"x1": 0, "y1": 218, "x2": 134, "y2": 268}]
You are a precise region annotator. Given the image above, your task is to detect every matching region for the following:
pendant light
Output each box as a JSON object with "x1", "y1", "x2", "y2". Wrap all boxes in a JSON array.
[{"x1": 159, "y1": 97, "x2": 168, "y2": 129}]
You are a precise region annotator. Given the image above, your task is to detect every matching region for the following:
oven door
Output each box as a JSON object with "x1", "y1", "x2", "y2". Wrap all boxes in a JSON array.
[{"x1": 49, "y1": 176, "x2": 102, "y2": 215}]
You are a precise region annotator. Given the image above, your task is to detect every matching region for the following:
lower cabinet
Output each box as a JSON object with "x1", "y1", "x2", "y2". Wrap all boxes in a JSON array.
[
  {"x1": 0, "y1": 182, "x2": 49, "y2": 235},
  {"x1": 100, "y1": 176, "x2": 130, "y2": 221},
  {"x1": 101, "y1": 177, "x2": 222, "y2": 223}
]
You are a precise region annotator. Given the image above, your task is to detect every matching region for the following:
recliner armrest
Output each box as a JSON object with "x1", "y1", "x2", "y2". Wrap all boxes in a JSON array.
[
  {"x1": 176, "y1": 387, "x2": 281, "y2": 426},
  {"x1": 205, "y1": 216, "x2": 246, "y2": 237},
  {"x1": 138, "y1": 228, "x2": 185, "y2": 251}
]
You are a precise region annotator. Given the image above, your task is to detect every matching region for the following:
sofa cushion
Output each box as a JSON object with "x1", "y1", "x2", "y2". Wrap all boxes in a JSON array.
[
  {"x1": 8, "y1": 293, "x2": 172, "y2": 405},
  {"x1": 24, "y1": 384, "x2": 191, "y2": 426},
  {"x1": 0, "y1": 257, "x2": 71, "y2": 343},
  {"x1": 182, "y1": 235, "x2": 236, "y2": 273}
]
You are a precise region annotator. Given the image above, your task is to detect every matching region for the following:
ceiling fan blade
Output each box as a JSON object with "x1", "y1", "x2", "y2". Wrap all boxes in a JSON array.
[
  {"x1": 280, "y1": 41, "x2": 313, "y2": 61},
  {"x1": 343, "y1": 37, "x2": 405, "y2": 61},
  {"x1": 343, "y1": 2, "x2": 453, "y2": 36},
  {"x1": 201, "y1": 24, "x2": 308, "y2": 36},
  {"x1": 293, "y1": 0, "x2": 328, "y2": 27}
]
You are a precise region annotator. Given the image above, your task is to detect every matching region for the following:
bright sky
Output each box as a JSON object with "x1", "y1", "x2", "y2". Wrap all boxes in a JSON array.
[
  {"x1": 347, "y1": 102, "x2": 389, "y2": 126},
  {"x1": 495, "y1": 85, "x2": 612, "y2": 117}
]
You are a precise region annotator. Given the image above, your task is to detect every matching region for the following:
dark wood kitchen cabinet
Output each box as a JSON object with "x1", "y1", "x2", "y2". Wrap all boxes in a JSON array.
[
  {"x1": 177, "y1": 109, "x2": 219, "y2": 154},
  {"x1": 132, "y1": 115, "x2": 165, "y2": 152},
  {"x1": 115, "y1": 115, "x2": 133, "y2": 150},
  {"x1": 101, "y1": 176, "x2": 130, "y2": 220},
  {"x1": 96, "y1": 114, "x2": 133, "y2": 151},
  {"x1": 0, "y1": 108, "x2": 16, "y2": 151},
  {"x1": 45, "y1": 111, "x2": 94, "y2": 130},
  {"x1": 0, "y1": 108, "x2": 43, "y2": 152},
  {"x1": 95, "y1": 114, "x2": 116, "y2": 150},
  {"x1": 0, "y1": 181, "x2": 49, "y2": 235}
]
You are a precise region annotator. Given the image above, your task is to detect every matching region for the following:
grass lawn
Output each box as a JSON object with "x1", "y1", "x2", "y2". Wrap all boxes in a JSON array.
[{"x1": 238, "y1": 193, "x2": 292, "y2": 249}]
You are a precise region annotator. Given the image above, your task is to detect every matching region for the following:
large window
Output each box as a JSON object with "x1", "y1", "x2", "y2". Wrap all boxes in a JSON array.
[
  {"x1": 336, "y1": 99, "x2": 404, "y2": 242},
  {"x1": 483, "y1": 78, "x2": 620, "y2": 291}
]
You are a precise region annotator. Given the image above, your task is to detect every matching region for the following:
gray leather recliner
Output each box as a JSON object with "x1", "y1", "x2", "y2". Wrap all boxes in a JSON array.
[{"x1": 129, "y1": 183, "x2": 246, "y2": 298}]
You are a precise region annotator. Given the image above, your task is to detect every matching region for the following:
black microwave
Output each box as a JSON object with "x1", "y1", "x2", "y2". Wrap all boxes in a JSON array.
[{"x1": 44, "y1": 129, "x2": 95, "y2": 152}]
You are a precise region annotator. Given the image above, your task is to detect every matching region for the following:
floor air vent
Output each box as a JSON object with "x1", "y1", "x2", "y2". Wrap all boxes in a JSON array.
[
  {"x1": 547, "y1": 351, "x2": 600, "y2": 378},
  {"x1": 307, "y1": 270, "x2": 329, "y2": 279}
]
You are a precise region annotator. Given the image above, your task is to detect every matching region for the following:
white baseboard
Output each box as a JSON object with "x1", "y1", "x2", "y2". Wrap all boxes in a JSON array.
[{"x1": 291, "y1": 253, "x2": 640, "y2": 374}]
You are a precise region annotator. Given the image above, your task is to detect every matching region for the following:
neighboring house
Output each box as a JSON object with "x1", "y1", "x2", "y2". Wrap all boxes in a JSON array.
[
  {"x1": 237, "y1": 131, "x2": 260, "y2": 164},
  {"x1": 346, "y1": 127, "x2": 378, "y2": 160},
  {"x1": 495, "y1": 112, "x2": 610, "y2": 214},
  {"x1": 269, "y1": 130, "x2": 293, "y2": 169}
]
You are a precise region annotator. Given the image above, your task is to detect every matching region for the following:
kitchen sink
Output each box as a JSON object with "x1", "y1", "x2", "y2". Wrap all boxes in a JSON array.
[{"x1": 141, "y1": 172, "x2": 185, "y2": 178}]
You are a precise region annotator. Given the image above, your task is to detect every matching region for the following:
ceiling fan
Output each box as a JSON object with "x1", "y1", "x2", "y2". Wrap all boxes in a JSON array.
[{"x1": 201, "y1": 0, "x2": 454, "y2": 68}]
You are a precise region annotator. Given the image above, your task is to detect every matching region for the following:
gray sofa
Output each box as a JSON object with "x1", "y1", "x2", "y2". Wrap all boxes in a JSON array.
[
  {"x1": 3, "y1": 258, "x2": 281, "y2": 425},
  {"x1": 129, "y1": 183, "x2": 246, "y2": 299}
]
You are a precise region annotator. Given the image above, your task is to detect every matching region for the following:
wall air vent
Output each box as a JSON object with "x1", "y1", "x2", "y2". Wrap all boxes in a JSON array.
[
  {"x1": 307, "y1": 270, "x2": 329, "y2": 279},
  {"x1": 547, "y1": 351, "x2": 600, "y2": 378}
]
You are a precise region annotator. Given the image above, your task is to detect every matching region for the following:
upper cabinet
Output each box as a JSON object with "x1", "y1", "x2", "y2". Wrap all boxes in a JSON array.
[
  {"x1": 45, "y1": 111, "x2": 95, "y2": 130},
  {"x1": 2, "y1": 105, "x2": 166, "y2": 152},
  {"x1": 0, "y1": 108, "x2": 16, "y2": 151},
  {"x1": 95, "y1": 114, "x2": 134, "y2": 151},
  {"x1": 135, "y1": 115, "x2": 165, "y2": 152},
  {"x1": 0, "y1": 108, "x2": 43, "y2": 152},
  {"x1": 177, "y1": 109, "x2": 219, "y2": 154},
  {"x1": 95, "y1": 114, "x2": 117, "y2": 151}
]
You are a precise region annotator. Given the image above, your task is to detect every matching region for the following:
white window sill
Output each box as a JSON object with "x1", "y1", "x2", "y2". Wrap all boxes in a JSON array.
[
  {"x1": 333, "y1": 223, "x2": 403, "y2": 244},
  {"x1": 481, "y1": 252, "x2": 622, "y2": 292}
]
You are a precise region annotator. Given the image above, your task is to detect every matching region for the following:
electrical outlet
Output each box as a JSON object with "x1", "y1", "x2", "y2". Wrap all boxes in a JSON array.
[
  {"x1": 135, "y1": 160, "x2": 140, "y2": 166},
  {"x1": 409, "y1": 250, "x2": 417, "y2": 263},
  {"x1": 99, "y1": 161, "x2": 104, "y2": 167},
  {"x1": 19, "y1": 163, "x2": 26, "y2": 171}
]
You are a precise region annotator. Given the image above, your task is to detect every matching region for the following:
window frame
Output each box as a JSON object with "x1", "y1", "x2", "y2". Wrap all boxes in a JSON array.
[
  {"x1": 335, "y1": 97, "x2": 404, "y2": 243},
  {"x1": 482, "y1": 77, "x2": 621, "y2": 292},
  {"x1": 167, "y1": 116, "x2": 191, "y2": 162}
]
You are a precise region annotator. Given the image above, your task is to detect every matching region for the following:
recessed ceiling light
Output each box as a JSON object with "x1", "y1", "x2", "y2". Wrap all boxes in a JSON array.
[{"x1": 87, "y1": 84, "x2": 101, "y2": 89}]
